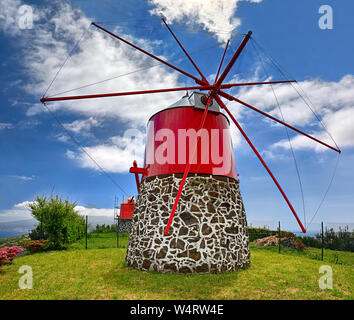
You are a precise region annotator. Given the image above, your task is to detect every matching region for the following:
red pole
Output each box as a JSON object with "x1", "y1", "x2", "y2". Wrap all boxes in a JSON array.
[
  {"x1": 164, "y1": 96, "x2": 213, "y2": 236},
  {"x1": 40, "y1": 85, "x2": 213, "y2": 103},
  {"x1": 92, "y1": 22, "x2": 206, "y2": 86},
  {"x1": 214, "y1": 31, "x2": 252, "y2": 88},
  {"x1": 219, "y1": 91, "x2": 341, "y2": 154},
  {"x1": 214, "y1": 40, "x2": 230, "y2": 84},
  {"x1": 132, "y1": 160, "x2": 140, "y2": 191},
  {"x1": 162, "y1": 18, "x2": 208, "y2": 84},
  {"x1": 214, "y1": 95, "x2": 307, "y2": 233}
]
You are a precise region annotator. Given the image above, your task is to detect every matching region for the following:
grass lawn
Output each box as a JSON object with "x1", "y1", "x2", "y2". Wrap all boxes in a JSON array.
[
  {"x1": 0, "y1": 234, "x2": 353, "y2": 300},
  {"x1": 69, "y1": 232, "x2": 129, "y2": 250}
]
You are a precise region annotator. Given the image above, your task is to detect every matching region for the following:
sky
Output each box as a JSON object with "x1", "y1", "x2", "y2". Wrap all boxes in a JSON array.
[{"x1": 0, "y1": 0, "x2": 353, "y2": 235}]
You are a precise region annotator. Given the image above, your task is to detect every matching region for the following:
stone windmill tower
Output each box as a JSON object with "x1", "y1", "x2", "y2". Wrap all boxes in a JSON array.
[
  {"x1": 127, "y1": 92, "x2": 249, "y2": 273},
  {"x1": 41, "y1": 20, "x2": 341, "y2": 274}
]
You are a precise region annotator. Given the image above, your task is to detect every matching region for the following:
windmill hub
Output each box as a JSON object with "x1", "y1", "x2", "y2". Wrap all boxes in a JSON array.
[{"x1": 201, "y1": 94, "x2": 213, "y2": 106}]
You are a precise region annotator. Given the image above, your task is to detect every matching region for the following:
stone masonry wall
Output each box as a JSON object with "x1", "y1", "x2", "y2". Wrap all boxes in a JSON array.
[
  {"x1": 125, "y1": 173, "x2": 250, "y2": 273},
  {"x1": 118, "y1": 218, "x2": 132, "y2": 234}
]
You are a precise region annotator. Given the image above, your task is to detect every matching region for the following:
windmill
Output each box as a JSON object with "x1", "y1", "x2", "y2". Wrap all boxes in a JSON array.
[{"x1": 41, "y1": 19, "x2": 341, "y2": 273}]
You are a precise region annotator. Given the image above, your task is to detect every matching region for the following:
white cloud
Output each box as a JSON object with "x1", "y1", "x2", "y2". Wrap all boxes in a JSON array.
[
  {"x1": 0, "y1": 200, "x2": 114, "y2": 222},
  {"x1": 67, "y1": 129, "x2": 146, "y2": 173},
  {"x1": 75, "y1": 205, "x2": 114, "y2": 217},
  {"x1": 0, "y1": 0, "x2": 39, "y2": 36},
  {"x1": 64, "y1": 117, "x2": 101, "y2": 134},
  {"x1": 0, "y1": 201, "x2": 33, "y2": 222},
  {"x1": 1, "y1": 0, "x2": 184, "y2": 125},
  {"x1": 149, "y1": 0, "x2": 263, "y2": 43},
  {"x1": 234, "y1": 75, "x2": 354, "y2": 152},
  {"x1": 0, "y1": 0, "x2": 187, "y2": 173},
  {"x1": 8, "y1": 175, "x2": 35, "y2": 181},
  {"x1": 0, "y1": 122, "x2": 14, "y2": 130},
  {"x1": 56, "y1": 117, "x2": 102, "y2": 142}
]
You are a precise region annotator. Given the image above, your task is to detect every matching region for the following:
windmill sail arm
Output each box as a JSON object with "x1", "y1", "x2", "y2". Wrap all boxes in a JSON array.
[
  {"x1": 162, "y1": 18, "x2": 208, "y2": 84},
  {"x1": 220, "y1": 80, "x2": 296, "y2": 89},
  {"x1": 219, "y1": 91, "x2": 341, "y2": 154},
  {"x1": 91, "y1": 22, "x2": 206, "y2": 86},
  {"x1": 214, "y1": 40, "x2": 230, "y2": 84},
  {"x1": 40, "y1": 85, "x2": 213, "y2": 103},
  {"x1": 214, "y1": 31, "x2": 253, "y2": 87},
  {"x1": 214, "y1": 95, "x2": 307, "y2": 233}
]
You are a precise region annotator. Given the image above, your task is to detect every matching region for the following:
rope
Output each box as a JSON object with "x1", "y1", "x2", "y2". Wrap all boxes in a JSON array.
[
  {"x1": 42, "y1": 24, "x2": 91, "y2": 98},
  {"x1": 306, "y1": 152, "x2": 341, "y2": 229},
  {"x1": 250, "y1": 37, "x2": 341, "y2": 230},
  {"x1": 251, "y1": 37, "x2": 340, "y2": 151},
  {"x1": 251, "y1": 39, "x2": 307, "y2": 228},
  {"x1": 47, "y1": 42, "x2": 221, "y2": 98},
  {"x1": 41, "y1": 102, "x2": 128, "y2": 196}
]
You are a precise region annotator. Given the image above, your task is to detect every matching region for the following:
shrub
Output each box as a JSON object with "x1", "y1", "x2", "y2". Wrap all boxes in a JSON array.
[
  {"x1": 301, "y1": 226, "x2": 354, "y2": 252},
  {"x1": 21, "y1": 240, "x2": 49, "y2": 253},
  {"x1": 248, "y1": 227, "x2": 277, "y2": 242},
  {"x1": 0, "y1": 246, "x2": 23, "y2": 266},
  {"x1": 29, "y1": 194, "x2": 86, "y2": 250},
  {"x1": 94, "y1": 224, "x2": 117, "y2": 233}
]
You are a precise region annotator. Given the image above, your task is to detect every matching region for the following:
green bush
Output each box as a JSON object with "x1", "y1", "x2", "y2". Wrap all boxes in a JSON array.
[
  {"x1": 248, "y1": 227, "x2": 277, "y2": 242},
  {"x1": 29, "y1": 194, "x2": 86, "y2": 250},
  {"x1": 301, "y1": 226, "x2": 354, "y2": 252},
  {"x1": 93, "y1": 224, "x2": 116, "y2": 233}
]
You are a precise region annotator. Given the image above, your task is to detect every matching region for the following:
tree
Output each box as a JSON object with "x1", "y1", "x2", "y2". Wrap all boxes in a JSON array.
[{"x1": 29, "y1": 194, "x2": 85, "y2": 249}]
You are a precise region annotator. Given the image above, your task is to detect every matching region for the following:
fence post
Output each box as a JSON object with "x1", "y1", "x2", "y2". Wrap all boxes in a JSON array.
[
  {"x1": 116, "y1": 218, "x2": 119, "y2": 248},
  {"x1": 278, "y1": 221, "x2": 281, "y2": 254},
  {"x1": 85, "y1": 215, "x2": 88, "y2": 249},
  {"x1": 40, "y1": 213, "x2": 43, "y2": 240},
  {"x1": 321, "y1": 222, "x2": 324, "y2": 261}
]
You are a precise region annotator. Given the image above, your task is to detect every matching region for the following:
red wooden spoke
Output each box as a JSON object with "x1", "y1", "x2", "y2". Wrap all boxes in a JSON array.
[
  {"x1": 130, "y1": 161, "x2": 141, "y2": 191},
  {"x1": 92, "y1": 23, "x2": 206, "y2": 86},
  {"x1": 214, "y1": 31, "x2": 253, "y2": 88},
  {"x1": 214, "y1": 40, "x2": 230, "y2": 84},
  {"x1": 40, "y1": 85, "x2": 213, "y2": 103},
  {"x1": 220, "y1": 80, "x2": 296, "y2": 89},
  {"x1": 219, "y1": 91, "x2": 341, "y2": 153},
  {"x1": 162, "y1": 18, "x2": 208, "y2": 84},
  {"x1": 164, "y1": 96, "x2": 213, "y2": 236},
  {"x1": 214, "y1": 95, "x2": 307, "y2": 233}
]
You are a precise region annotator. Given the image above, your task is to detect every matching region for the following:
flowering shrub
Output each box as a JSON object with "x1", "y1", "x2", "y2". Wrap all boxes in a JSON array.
[
  {"x1": 21, "y1": 240, "x2": 49, "y2": 253},
  {"x1": 0, "y1": 246, "x2": 23, "y2": 266}
]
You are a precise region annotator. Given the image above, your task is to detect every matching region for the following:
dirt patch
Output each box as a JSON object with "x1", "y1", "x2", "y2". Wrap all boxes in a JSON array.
[{"x1": 255, "y1": 232, "x2": 307, "y2": 251}]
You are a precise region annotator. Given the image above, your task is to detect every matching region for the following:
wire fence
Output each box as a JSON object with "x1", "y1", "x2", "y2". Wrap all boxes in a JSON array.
[
  {"x1": 79, "y1": 215, "x2": 353, "y2": 263},
  {"x1": 248, "y1": 220, "x2": 353, "y2": 265},
  {"x1": 70, "y1": 215, "x2": 129, "y2": 249}
]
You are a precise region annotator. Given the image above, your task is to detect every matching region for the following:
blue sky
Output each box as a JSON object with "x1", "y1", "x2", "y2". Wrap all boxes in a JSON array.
[{"x1": 0, "y1": 0, "x2": 353, "y2": 234}]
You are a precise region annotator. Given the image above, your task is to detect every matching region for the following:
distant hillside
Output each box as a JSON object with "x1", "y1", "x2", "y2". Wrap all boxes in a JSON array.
[{"x1": 0, "y1": 219, "x2": 36, "y2": 238}]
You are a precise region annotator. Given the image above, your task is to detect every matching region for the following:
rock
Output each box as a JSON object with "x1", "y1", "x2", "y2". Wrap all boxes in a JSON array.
[
  {"x1": 188, "y1": 249, "x2": 201, "y2": 261},
  {"x1": 180, "y1": 212, "x2": 198, "y2": 225},
  {"x1": 255, "y1": 234, "x2": 306, "y2": 251},
  {"x1": 196, "y1": 263, "x2": 209, "y2": 273},
  {"x1": 201, "y1": 223, "x2": 212, "y2": 236}
]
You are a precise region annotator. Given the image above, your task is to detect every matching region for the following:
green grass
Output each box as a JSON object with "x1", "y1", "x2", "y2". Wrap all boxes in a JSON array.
[
  {"x1": 0, "y1": 234, "x2": 353, "y2": 300},
  {"x1": 68, "y1": 232, "x2": 129, "y2": 250},
  {"x1": 250, "y1": 243, "x2": 354, "y2": 266}
]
